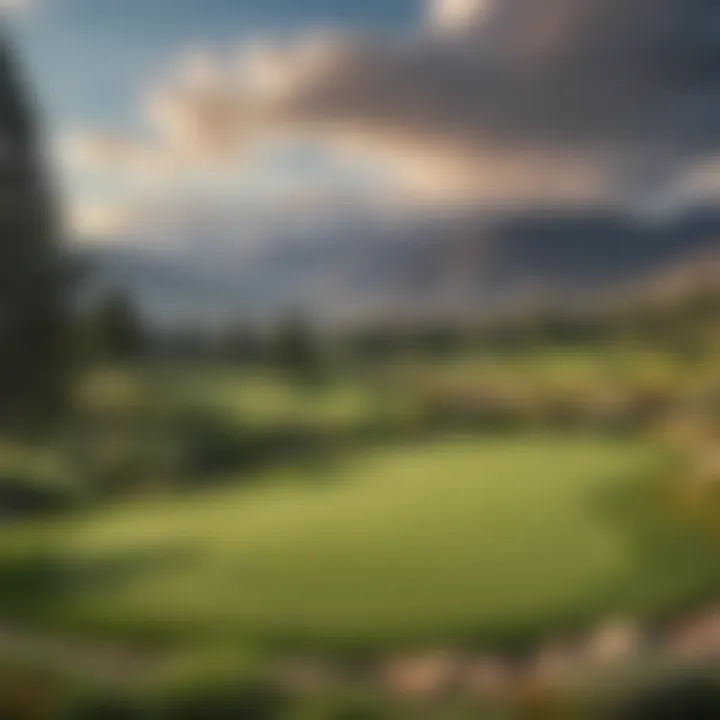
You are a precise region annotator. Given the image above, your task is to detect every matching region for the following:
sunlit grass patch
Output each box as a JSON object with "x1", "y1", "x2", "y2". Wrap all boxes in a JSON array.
[{"x1": 2, "y1": 438, "x2": 718, "y2": 652}]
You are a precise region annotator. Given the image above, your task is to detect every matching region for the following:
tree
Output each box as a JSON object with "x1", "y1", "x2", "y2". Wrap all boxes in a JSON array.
[
  {"x1": 272, "y1": 314, "x2": 323, "y2": 384},
  {"x1": 221, "y1": 323, "x2": 264, "y2": 365},
  {"x1": 88, "y1": 290, "x2": 145, "y2": 362},
  {"x1": 0, "y1": 31, "x2": 69, "y2": 430}
]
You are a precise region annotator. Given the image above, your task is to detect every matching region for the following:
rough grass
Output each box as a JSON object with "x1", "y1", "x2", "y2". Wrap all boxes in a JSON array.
[{"x1": 2, "y1": 437, "x2": 719, "y2": 652}]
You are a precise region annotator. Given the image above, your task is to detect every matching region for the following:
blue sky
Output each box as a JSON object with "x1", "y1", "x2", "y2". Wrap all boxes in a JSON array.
[
  {"x1": 13, "y1": 0, "x2": 419, "y2": 132},
  {"x1": 6, "y1": 0, "x2": 720, "y2": 244},
  {"x1": 5, "y1": 0, "x2": 425, "y2": 240}
]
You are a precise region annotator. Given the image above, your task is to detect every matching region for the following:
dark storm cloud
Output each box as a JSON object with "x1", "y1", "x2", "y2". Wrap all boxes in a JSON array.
[
  {"x1": 274, "y1": 0, "x2": 720, "y2": 164},
  {"x1": 72, "y1": 0, "x2": 720, "y2": 215}
]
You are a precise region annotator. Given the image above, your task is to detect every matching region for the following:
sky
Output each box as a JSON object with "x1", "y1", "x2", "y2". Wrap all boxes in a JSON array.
[
  {"x1": 13, "y1": 0, "x2": 419, "y2": 131},
  {"x1": 6, "y1": 0, "x2": 421, "y2": 243},
  {"x1": 6, "y1": 0, "x2": 720, "y2": 247}
]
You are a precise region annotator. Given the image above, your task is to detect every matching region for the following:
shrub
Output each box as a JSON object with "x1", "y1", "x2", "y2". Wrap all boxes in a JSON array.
[
  {"x1": 0, "y1": 443, "x2": 80, "y2": 520},
  {"x1": 615, "y1": 672, "x2": 720, "y2": 720},
  {"x1": 144, "y1": 648, "x2": 289, "y2": 720}
]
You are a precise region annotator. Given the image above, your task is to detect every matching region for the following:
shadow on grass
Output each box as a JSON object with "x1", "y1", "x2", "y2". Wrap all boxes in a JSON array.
[
  {"x1": 0, "y1": 551, "x2": 67, "y2": 619},
  {"x1": 615, "y1": 672, "x2": 720, "y2": 719},
  {"x1": 0, "y1": 541, "x2": 196, "y2": 633}
]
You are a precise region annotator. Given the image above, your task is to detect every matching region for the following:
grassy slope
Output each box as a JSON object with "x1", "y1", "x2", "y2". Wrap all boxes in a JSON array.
[
  {"x1": 3, "y1": 437, "x2": 718, "y2": 650},
  {"x1": 143, "y1": 347, "x2": 719, "y2": 427}
]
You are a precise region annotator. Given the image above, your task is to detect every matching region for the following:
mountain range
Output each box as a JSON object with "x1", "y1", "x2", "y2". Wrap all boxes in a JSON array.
[{"x1": 77, "y1": 204, "x2": 720, "y2": 326}]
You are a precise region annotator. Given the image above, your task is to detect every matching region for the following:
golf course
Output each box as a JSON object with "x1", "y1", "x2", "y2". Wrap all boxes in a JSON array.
[{"x1": 2, "y1": 436, "x2": 717, "y2": 653}]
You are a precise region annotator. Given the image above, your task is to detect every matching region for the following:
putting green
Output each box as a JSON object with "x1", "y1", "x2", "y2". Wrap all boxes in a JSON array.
[{"x1": 3, "y1": 438, "x2": 718, "y2": 649}]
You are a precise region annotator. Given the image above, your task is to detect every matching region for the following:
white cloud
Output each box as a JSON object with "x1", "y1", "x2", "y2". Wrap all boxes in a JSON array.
[
  {"x1": 64, "y1": 0, "x2": 720, "y2": 242},
  {"x1": 69, "y1": 199, "x2": 134, "y2": 240},
  {"x1": 0, "y1": 0, "x2": 32, "y2": 15},
  {"x1": 429, "y1": 0, "x2": 491, "y2": 33}
]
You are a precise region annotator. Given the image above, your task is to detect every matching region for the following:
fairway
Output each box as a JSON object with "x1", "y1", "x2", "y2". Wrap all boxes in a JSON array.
[{"x1": 4, "y1": 438, "x2": 720, "y2": 649}]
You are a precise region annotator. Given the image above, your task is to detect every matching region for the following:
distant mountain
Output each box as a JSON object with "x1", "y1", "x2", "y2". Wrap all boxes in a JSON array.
[
  {"x1": 76, "y1": 205, "x2": 720, "y2": 326},
  {"x1": 605, "y1": 247, "x2": 720, "y2": 311}
]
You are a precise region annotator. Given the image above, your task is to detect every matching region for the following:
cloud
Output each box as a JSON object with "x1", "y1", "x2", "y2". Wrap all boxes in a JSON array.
[
  {"x1": 0, "y1": 0, "x2": 30, "y2": 13},
  {"x1": 429, "y1": 0, "x2": 492, "y2": 33},
  {"x1": 65, "y1": 0, "x2": 720, "y2": 216},
  {"x1": 67, "y1": 169, "x2": 407, "y2": 244},
  {"x1": 62, "y1": 132, "x2": 165, "y2": 174},
  {"x1": 69, "y1": 199, "x2": 135, "y2": 240}
]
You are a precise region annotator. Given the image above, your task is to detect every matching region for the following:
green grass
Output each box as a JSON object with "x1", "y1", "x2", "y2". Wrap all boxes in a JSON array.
[
  {"x1": 179, "y1": 371, "x2": 379, "y2": 429},
  {"x1": 79, "y1": 367, "x2": 395, "y2": 433},
  {"x1": 2, "y1": 437, "x2": 719, "y2": 651},
  {"x1": 78, "y1": 346, "x2": 720, "y2": 443}
]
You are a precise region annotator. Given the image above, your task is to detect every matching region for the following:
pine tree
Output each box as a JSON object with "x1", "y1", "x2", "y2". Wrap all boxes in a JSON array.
[
  {"x1": 0, "y1": 29, "x2": 68, "y2": 431},
  {"x1": 273, "y1": 314, "x2": 323, "y2": 384},
  {"x1": 88, "y1": 290, "x2": 145, "y2": 363}
]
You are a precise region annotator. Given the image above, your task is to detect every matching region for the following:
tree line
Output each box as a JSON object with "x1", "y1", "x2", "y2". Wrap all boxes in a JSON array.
[{"x1": 79, "y1": 283, "x2": 720, "y2": 370}]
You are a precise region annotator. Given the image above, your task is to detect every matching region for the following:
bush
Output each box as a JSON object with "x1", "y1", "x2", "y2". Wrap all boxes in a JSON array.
[
  {"x1": 166, "y1": 408, "x2": 254, "y2": 478},
  {"x1": 287, "y1": 690, "x2": 394, "y2": 720},
  {"x1": 615, "y1": 673, "x2": 720, "y2": 720},
  {"x1": 0, "y1": 443, "x2": 80, "y2": 520},
  {"x1": 60, "y1": 688, "x2": 149, "y2": 720},
  {"x1": 144, "y1": 648, "x2": 289, "y2": 720}
]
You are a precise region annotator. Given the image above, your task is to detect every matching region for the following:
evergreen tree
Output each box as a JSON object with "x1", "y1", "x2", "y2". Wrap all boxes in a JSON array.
[
  {"x1": 273, "y1": 314, "x2": 322, "y2": 384},
  {"x1": 88, "y1": 290, "x2": 145, "y2": 362},
  {"x1": 222, "y1": 323, "x2": 264, "y2": 365},
  {"x1": 0, "y1": 30, "x2": 69, "y2": 430}
]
